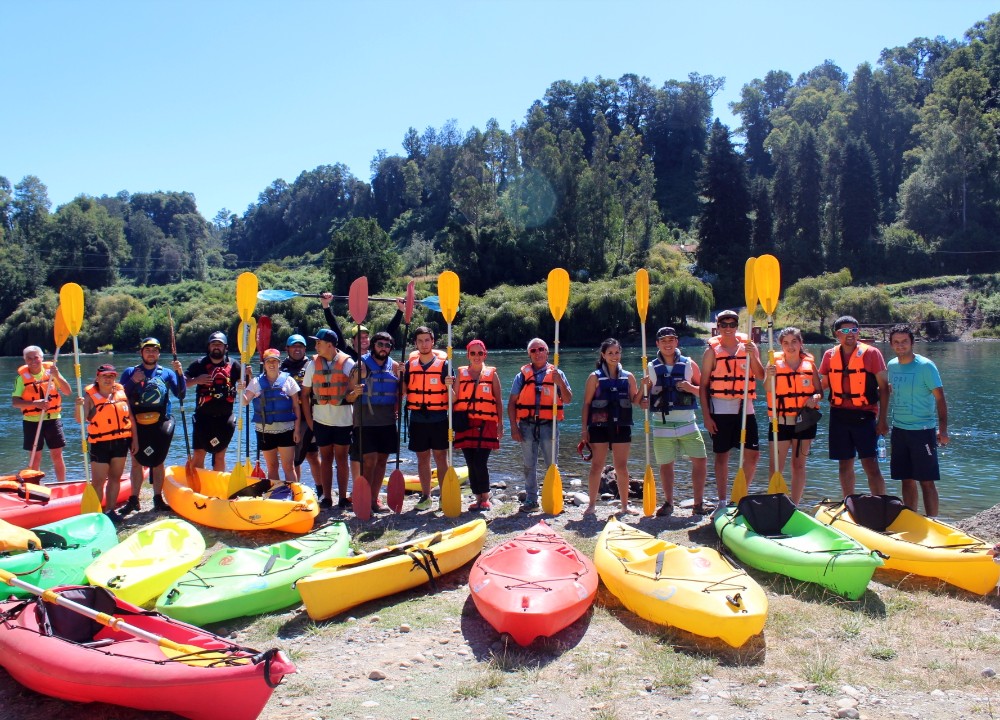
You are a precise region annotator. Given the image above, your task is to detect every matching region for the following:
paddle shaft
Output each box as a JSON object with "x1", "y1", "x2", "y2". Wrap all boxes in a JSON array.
[
  {"x1": 167, "y1": 311, "x2": 191, "y2": 456},
  {"x1": 737, "y1": 315, "x2": 754, "y2": 473},
  {"x1": 27, "y1": 347, "x2": 62, "y2": 470},
  {"x1": 395, "y1": 323, "x2": 411, "y2": 470}
]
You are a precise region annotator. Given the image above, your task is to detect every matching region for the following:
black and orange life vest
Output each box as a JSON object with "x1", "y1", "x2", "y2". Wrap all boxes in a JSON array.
[
  {"x1": 707, "y1": 334, "x2": 756, "y2": 400},
  {"x1": 827, "y1": 343, "x2": 879, "y2": 408},
  {"x1": 17, "y1": 363, "x2": 61, "y2": 418},
  {"x1": 766, "y1": 351, "x2": 818, "y2": 418},
  {"x1": 513, "y1": 364, "x2": 565, "y2": 422},
  {"x1": 454, "y1": 366, "x2": 499, "y2": 422},
  {"x1": 86, "y1": 384, "x2": 132, "y2": 443},
  {"x1": 405, "y1": 354, "x2": 449, "y2": 412},
  {"x1": 311, "y1": 353, "x2": 350, "y2": 406}
]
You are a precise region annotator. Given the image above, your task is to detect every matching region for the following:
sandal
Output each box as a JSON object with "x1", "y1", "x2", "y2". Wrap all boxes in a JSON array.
[{"x1": 655, "y1": 502, "x2": 674, "y2": 518}]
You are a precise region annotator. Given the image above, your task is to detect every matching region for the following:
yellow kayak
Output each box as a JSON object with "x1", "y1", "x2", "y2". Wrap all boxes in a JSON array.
[
  {"x1": 163, "y1": 464, "x2": 319, "y2": 534},
  {"x1": 297, "y1": 518, "x2": 487, "y2": 621},
  {"x1": 85, "y1": 518, "x2": 205, "y2": 606},
  {"x1": 382, "y1": 465, "x2": 470, "y2": 493},
  {"x1": 594, "y1": 519, "x2": 768, "y2": 648},
  {"x1": 815, "y1": 495, "x2": 1000, "y2": 595}
]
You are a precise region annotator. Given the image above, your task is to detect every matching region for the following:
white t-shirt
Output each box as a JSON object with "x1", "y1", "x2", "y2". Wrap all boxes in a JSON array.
[
  {"x1": 245, "y1": 373, "x2": 300, "y2": 433},
  {"x1": 302, "y1": 357, "x2": 355, "y2": 427}
]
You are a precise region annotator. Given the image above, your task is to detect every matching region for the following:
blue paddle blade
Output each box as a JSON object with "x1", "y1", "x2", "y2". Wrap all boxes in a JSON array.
[
  {"x1": 420, "y1": 295, "x2": 441, "y2": 312},
  {"x1": 257, "y1": 289, "x2": 300, "y2": 302}
]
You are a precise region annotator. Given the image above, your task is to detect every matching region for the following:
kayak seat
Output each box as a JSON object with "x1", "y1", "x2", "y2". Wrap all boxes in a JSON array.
[
  {"x1": 35, "y1": 586, "x2": 119, "y2": 644},
  {"x1": 844, "y1": 494, "x2": 907, "y2": 532},
  {"x1": 736, "y1": 494, "x2": 796, "y2": 537}
]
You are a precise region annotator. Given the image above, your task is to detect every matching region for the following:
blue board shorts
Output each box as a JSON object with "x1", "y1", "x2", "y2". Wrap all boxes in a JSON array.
[{"x1": 889, "y1": 427, "x2": 940, "y2": 482}]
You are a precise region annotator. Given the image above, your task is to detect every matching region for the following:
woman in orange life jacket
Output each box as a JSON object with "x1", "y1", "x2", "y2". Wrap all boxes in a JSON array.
[
  {"x1": 580, "y1": 338, "x2": 642, "y2": 516},
  {"x1": 764, "y1": 327, "x2": 822, "y2": 505},
  {"x1": 78, "y1": 364, "x2": 135, "y2": 520},
  {"x1": 444, "y1": 339, "x2": 503, "y2": 511}
]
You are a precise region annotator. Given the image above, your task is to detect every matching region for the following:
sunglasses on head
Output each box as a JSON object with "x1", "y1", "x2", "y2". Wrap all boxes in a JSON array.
[
  {"x1": 718, "y1": 320, "x2": 738, "y2": 328},
  {"x1": 837, "y1": 327, "x2": 860, "y2": 334}
]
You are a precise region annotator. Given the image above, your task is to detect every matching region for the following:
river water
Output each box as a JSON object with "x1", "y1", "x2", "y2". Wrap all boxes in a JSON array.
[{"x1": 2, "y1": 342, "x2": 995, "y2": 520}]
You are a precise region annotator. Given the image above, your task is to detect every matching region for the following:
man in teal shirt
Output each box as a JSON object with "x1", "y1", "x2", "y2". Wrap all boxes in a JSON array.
[{"x1": 886, "y1": 325, "x2": 949, "y2": 517}]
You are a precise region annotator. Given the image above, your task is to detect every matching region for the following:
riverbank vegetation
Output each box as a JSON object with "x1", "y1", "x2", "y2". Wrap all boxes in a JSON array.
[{"x1": 4, "y1": 13, "x2": 1000, "y2": 351}]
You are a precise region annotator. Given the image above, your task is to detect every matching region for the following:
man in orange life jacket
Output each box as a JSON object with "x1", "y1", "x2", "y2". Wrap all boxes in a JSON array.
[
  {"x1": 11, "y1": 345, "x2": 72, "y2": 481},
  {"x1": 699, "y1": 310, "x2": 765, "y2": 503},
  {"x1": 403, "y1": 326, "x2": 452, "y2": 511},
  {"x1": 184, "y1": 331, "x2": 241, "y2": 472},
  {"x1": 818, "y1": 315, "x2": 889, "y2": 497}
]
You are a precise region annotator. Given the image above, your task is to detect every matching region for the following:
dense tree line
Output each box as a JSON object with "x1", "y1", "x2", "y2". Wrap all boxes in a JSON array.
[{"x1": 4, "y1": 13, "x2": 1000, "y2": 316}]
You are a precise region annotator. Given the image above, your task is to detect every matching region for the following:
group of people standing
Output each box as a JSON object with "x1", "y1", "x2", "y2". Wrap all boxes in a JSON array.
[{"x1": 11, "y1": 295, "x2": 949, "y2": 521}]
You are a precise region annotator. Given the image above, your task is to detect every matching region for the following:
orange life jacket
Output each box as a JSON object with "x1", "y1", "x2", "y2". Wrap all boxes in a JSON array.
[
  {"x1": 707, "y1": 334, "x2": 756, "y2": 400},
  {"x1": 514, "y1": 364, "x2": 565, "y2": 422},
  {"x1": 86, "y1": 384, "x2": 132, "y2": 443},
  {"x1": 767, "y1": 351, "x2": 817, "y2": 417},
  {"x1": 827, "y1": 342, "x2": 879, "y2": 408},
  {"x1": 311, "y1": 353, "x2": 350, "y2": 405},
  {"x1": 405, "y1": 355, "x2": 449, "y2": 412},
  {"x1": 454, "y1": 366, "x2": 499, "y2": 422},
  {"x1": 17, "y1": 363, "x2": 62, "y2": 418}
]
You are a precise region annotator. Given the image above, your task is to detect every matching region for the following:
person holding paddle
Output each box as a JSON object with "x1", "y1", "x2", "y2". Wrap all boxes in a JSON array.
[
  {"x1": 79, "y1": 364, "x2": 134, "y2": 520},
  {"x1": 11, "y1": 345, "x2": 72, "y2": 482},
  {"x1": 119, "y1": 337, "x2": 186, "y2": 513},
  {"x1": 580, "y1": 339, "x2": 641, "y2": 516},
  {"x1": 243, "y1": 348, "x2": 303, "y2": 484},
  {"x1": 321, "y1": 294, "x2": 404, "y2": 360},
  {"x1": 508, "y1": 338, "x2": 573, "y2": 513},
  {"x1": 184, "y1": 332, "x2": 241, "y2": 472},
  {"x1": 280, "y1": 334, "x2": 322, "y2": 492}
]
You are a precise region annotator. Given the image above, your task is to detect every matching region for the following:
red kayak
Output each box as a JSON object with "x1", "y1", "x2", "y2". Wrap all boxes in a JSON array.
[
  {"x1": 0, "y1": 585, "x2": 295, "y2": 720},
  {"x1": 469, "y1": 520, "x2": 598, "y2": 646},
  {"x1": 0, "y1": 474, "x2": 133, "y2": 529}
]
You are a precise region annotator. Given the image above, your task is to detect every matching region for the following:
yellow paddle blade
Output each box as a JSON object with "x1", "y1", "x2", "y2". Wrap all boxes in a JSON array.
[
  {"x1": 237, "y1": 318, "x2": 257, "y2": 362},
  {"x1": 642, "y1": 465, "x2": 656, "y2": 517},
  {"x1": 440, "y1": 467, "x2": 461, "y2": 518},
  {"x1": 227, "y1": 463, "x2": 247, "y2": 498},
  {"x1": 744, "y1": 257, "x2": 758, "y2": 314},
  {"x1": 635, "y1": 269, "x2": 649, "y2": 323},
  {"x1": 754, "y1": 254, "x2": 780, "y2": 315},
  {"x1": 59, "y1": 283, "x2": 84, "y2": 335},
  {"x1": 80, "y1": 483, "x2": 103, "y2": 515},
  {"x1": 236, "y1": 272, "x2": 259, "y2": 322},
  {"x1": 767, "y1": 470, "x2": 789, "y2": 496},
  {"x1": 541, "y1": 464, "x2": 563, "y2": 515},
  {"x1": 53, "y1": 306, "x2": 70, "y2": 348},
  {"x1": 730, "y1": 467, "x2": 749, "y2": 504},
  {"x1": 438, "y1": 270, "x2": 460, "y2": 324},
  {"x1": 547, "y1": 268, "x2": 570, "y2": 322}
]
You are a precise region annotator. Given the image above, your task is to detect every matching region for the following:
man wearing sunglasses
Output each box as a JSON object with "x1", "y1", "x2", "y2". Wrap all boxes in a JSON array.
[{"x1": 819, "y1": 315, "x2": 889, "y2": 497}]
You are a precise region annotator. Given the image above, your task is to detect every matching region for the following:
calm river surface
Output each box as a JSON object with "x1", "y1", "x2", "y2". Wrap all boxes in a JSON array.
[{"x1": 2, "y1": 342, "x2": 996, "y2": 520}]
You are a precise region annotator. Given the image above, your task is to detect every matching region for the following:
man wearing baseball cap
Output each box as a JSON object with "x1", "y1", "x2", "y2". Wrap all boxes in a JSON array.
[
  {"x1": 184, "y1": 331, "x2": 241, "y2": 472},
  {"x1": 119, "y1": 337, "x2": 186, "y2": 513},
  {"x1": 280, "y1": 333, "x2": 322, "y2": 494}
]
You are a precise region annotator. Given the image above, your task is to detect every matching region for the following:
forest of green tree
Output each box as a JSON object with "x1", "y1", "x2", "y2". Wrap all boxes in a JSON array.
[{"x1": 3, "y1": 13, "x2": 1000, "y2": 337}]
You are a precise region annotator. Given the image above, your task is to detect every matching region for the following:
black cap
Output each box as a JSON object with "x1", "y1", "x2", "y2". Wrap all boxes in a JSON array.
[{"x1": 656, "y1": 327, "x2": 678, "y2": 339}]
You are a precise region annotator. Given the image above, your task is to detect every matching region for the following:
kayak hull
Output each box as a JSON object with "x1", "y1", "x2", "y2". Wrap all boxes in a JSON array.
[
  {"x1": 470, "y1": 520, "x2": 597, "y2": 646},
  {"x1": 715, "y1": 496, "x2": 883, "y2": 600},
  {"x1": 298, "y1": 518, "x2": 487, "y2": 621},
  {"x1": 594, "y1": 519, "x2": 768, "y2": 648},
  {"x1": 0, "y1": 475, "x2": 133, "y2": 529},
  {"x1": 0, "y1": 586, "x2": 294, "y2": 720},
  {"x1": 156, "y1": 522, "x2": 352, "y2": 625},
  {"x1": 815, "y1": 496, "x2": 1000, "y2": 595},
  {"x1": 164, "y1": 465, "x2": 319, "y2": 533},
  {"x1": 0, "y1": 514, "x2": 119, "y2": 597},
  {"x1": 86, "y1": 518, "x2": 206, "y2": 606}
]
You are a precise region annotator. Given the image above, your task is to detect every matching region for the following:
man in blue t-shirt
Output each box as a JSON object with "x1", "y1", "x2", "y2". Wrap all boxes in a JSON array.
[{"x1": 886, "y1": 325, "x2": 949, "y2": 517}]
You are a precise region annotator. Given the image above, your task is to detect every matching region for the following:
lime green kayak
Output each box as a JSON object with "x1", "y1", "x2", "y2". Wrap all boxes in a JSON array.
[
  {"x1": 714, "y1": 494, "x2": 883, "y2": 600},
  {"x1": 0, "y1": 513, "x2": 119, "y2": 598},
  {"x1": 155, "y1": 522, "x2": 351, "y2": 625}
]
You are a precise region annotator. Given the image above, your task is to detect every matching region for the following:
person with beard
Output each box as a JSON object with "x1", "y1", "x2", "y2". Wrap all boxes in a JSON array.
[
  {"x1": 119, "y1": 338, "x2": 186, "y2": 513},
  {"x1": 347, "y1": 330, "x2": 401, "y2": 514},
  {"x1": 280, "y1": 333, "x2": 322, "y2": 494},
  {"x1": 320, "y1": 293, "x2": 405, "y2": 360},
  {"x1": 300, "y1": 329, "x2": 355, "y2": 510},
  {"x1": 184, "y1": 331, "x2": 241, "y2": 471}
]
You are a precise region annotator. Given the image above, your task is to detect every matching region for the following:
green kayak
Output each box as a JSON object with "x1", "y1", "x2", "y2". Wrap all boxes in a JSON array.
[
  {"x1": 0, "y1": 513, "x2": 119, "y2": 598},
  {"x1": 154, "y1": 522, "x2": 351, "y2": 625},
  {"x1": 714, "y1": 494, "x2": 883, "y2": 600}
]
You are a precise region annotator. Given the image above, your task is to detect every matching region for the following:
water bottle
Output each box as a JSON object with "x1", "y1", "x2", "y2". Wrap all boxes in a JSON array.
[{"x1": 877, "y1": 436, "x2": 887, "y2": 462}]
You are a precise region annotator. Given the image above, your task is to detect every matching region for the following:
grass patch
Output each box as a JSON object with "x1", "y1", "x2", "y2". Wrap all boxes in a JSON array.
[
  {"x1": 802, "y1": 650, "x2": 840, "y2": 693},
  {"x1": 869, "y1": 645, "x2": 898, "y2": 661},
  {"x1": 452, "y1": 663, "x2": 505, "y2": 700}
]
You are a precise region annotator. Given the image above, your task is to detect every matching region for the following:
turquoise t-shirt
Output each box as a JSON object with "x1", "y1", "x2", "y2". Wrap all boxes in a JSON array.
[{"x1": 887, "y1": 354, "x2": 942, "y2": 430}]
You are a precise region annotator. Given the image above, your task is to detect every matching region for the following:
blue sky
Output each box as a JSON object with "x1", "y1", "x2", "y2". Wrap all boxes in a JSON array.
[{"x1": 4, "y1": 1, "x2": 997, "y2": 222}]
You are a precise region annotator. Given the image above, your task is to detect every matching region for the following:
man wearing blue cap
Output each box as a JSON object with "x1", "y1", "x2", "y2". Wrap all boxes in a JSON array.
[
  {"x1": 184, "y1": 331, "x2": 241, "y2": 471},
  {"x1": 281, "y1": 333, "x2": 322, "y2": 495}
]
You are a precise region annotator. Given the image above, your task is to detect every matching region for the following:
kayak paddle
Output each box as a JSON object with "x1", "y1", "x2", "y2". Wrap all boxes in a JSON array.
[
  {"x1": 26, "y1": 306, "x2": 69, "y2": 477},
  {"x1": 636, "y1": 269, "x2": 656, "y2": 517},
  {"x1": 60, "y1": 284, "x2": 100, "y2": 514},
  {"x1": 167, "y1": 308, "x2": 198, "y2": 492},
  {"x1": 755, "y1": 254, "x2": 788, "y2": 496},
  {"x1": 731, "y1": 257, "x2": 757, "y2": 505},
  {"x1": 251, "y1": 316, "x2": 272, "y2": 480},
  {"x1": 387, "y1": 280, "x2": 416, "y2": 513},
  {"x1": 438, "y1": 271, "x2": 461, "y2": 518},
  {"x1": 257, "y1": 288, "x2": 441, "y2": 312},
  {"x1": 228, "y1": 272, "x2": 258, "y2": 498},
  {"x1": 349, "y1": 277, "x2": 372, "y2": 521},
  {"x1": 541, "y1": 268, "x2": 569, "y2": 516}
]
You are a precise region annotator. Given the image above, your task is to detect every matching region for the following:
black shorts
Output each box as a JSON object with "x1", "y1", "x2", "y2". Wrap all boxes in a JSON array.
[
  {"x1": 709, "y1": 413, "x2": 759, "y2": 453},
  {"x1": 408, "y1": 420, "x2": 449, "y2": 452},
  {"x1": 587, "y1": 425, "x2": 632, "y2": 445},
  {"x1": 256, "y1": 429, "x2": 296, "y2": 451},
  {"x1": 313, "y1": 423, "x2": 352, "y2": 448},
  {"x1": 768, "y1": 419, "x2": 818, "y2": 443},
  {"x1": 828, "y1": 408, "x2": 877, "y2": 460},
  {"x1": 134, "y1": 417, "x2": 175, "y2": 467},
  {"x1": 22, "y1": 419, "x2": 67, "y2": 451},
  {"x1": 192, "y1": 413, "x2": 236, "y2": 453},
  {"x1": 294, "y1": 425, "x2": 319, "y2": 465},
  {"x1": 351, "y1": 425, "x2": 399, "y2": 459},
  {"x1": 90, "y1": 438, "x2": 130, "y2": 464},
  {"x1": 889, "y1": 427, "x2": 940, "y2": 482}
]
